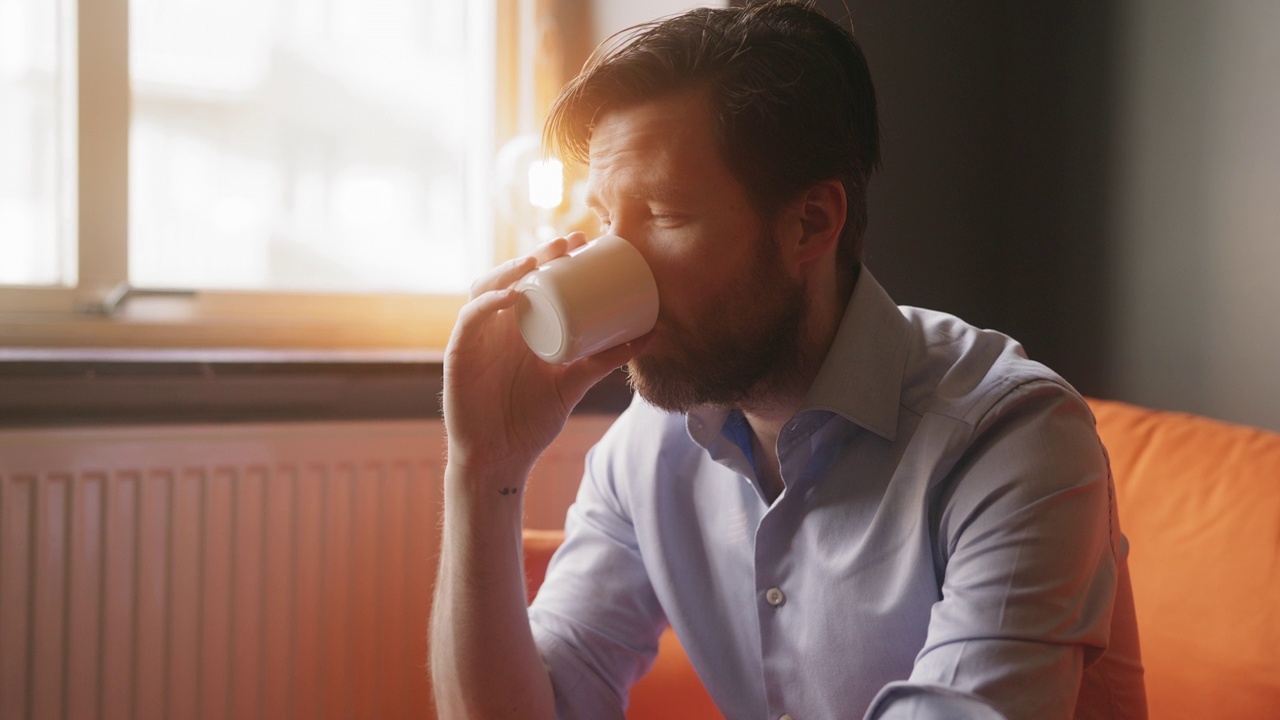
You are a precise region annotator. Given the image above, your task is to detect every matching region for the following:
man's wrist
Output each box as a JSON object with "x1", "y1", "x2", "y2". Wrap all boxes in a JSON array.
[
  {"x1": 443, "y1": 455, "x2": 535, "y2": 510},
  {"x1": 445, "y1": 447, "x2": 535, "y2": 483}
]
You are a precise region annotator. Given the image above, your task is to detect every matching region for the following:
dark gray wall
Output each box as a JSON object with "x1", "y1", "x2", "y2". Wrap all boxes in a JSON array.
[
  {"x1": 1106, "y1": 1, "x2": 1280, "y2": 433},
  {"x1": 826, "y1": 2, "x2": 1119, "y2": 399}
]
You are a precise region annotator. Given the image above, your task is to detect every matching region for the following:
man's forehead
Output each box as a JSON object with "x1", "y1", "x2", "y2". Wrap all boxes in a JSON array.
[
  {"x1": 583, "y1": 92, "x2": 717, "y2": 204},
  {"x1": 587, "y1": 89, "x2": 712, "y2": 153},
  {"x1": 587, "y1": 115, "x2": 680, "y2": 161}
]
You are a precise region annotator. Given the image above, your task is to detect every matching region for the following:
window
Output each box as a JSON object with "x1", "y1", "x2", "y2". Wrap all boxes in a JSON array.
[
  {"x1": 0, "y1": 0, "x2": 73, "y2": 287},
  {"x1": 1, "y1": 0, "x2": 579, "y2": 350}
]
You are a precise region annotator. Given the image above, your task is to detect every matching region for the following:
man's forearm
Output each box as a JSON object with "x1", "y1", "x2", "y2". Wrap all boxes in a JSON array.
[{"x1": 430, "y1": 463, "x2": 557, "y2": 720}]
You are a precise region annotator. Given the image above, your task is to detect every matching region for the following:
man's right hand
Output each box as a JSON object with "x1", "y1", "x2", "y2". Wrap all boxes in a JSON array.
[{"x1": 442, "y1": 231, "x2": 641, "y2": 491}]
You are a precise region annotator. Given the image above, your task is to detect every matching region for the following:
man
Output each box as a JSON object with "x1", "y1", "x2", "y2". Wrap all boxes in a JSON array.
[{"x1": 431, "y1": 3, "x2": 1146, "y2": 719}]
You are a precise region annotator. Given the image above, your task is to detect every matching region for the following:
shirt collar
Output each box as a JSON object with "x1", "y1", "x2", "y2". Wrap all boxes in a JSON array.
[
  {"x1": 686, "y1": 405, "x2": 732, "y2": 451},
  {"x1": 801, "y1": 266, "x2": 909, "y2": 441},
  {"x1": 685, "y1": 266, "x2": 909, "y2": 447}
]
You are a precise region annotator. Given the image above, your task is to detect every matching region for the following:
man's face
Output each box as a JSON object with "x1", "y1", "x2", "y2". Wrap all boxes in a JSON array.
[{"x1": 585, "y1": 89, "x2": 810, "y2": 412}]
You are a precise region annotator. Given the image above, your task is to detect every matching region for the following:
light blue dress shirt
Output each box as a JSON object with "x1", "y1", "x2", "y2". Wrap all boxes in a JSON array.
[{"x1": 529, "y1": 269, "x2": 1147, "y2": 720}]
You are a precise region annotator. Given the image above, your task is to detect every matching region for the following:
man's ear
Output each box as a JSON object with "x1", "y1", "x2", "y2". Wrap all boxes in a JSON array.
[{"x1": 779, "y1": 178, "x2": 847, "y2": 273}]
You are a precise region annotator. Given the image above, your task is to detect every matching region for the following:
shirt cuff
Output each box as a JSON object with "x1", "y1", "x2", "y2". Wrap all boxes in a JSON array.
[
  {"x1": 865, "y1": 682, "x2": 1008, "y2": 720},
  {"x1": 531, "y1": 622, "x2": 628, "y2": 720}
]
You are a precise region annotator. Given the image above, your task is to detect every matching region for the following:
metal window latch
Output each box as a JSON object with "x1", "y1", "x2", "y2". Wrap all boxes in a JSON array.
[{"x1": 77, "y1": 282, "x2": 198, "y2": 316}]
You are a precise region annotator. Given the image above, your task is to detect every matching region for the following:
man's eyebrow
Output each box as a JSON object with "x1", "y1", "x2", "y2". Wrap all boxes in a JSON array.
[{"x1": 585, "y1": 180, "x2": 694, "y2": 210}]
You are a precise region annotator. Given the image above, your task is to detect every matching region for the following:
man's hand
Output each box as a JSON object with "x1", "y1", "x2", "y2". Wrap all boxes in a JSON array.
[{"x1": 442, "y1": 231, "x2": 641, "y2": 487}]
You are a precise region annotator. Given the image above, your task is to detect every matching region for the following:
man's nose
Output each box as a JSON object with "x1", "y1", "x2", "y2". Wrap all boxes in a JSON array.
[
  {"x1": 607, "y1": 220, "x2": 645, "y2": 252},
  {"x1": 609, "y1": 228, "x2": 654, "y2": 270}
]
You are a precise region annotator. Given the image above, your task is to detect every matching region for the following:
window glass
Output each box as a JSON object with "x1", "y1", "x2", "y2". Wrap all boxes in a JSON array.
[
  {"x1": 0, "y1": 0, "x2": 74, "y2": 287},
  {"x1": 128, "y1": 0, "x2": 493, "y2": 294}
]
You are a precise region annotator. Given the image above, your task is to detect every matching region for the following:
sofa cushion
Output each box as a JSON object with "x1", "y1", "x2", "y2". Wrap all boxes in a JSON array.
[{"x1": 1090, "y1": 398, "x2": 1280, "y2": 719}]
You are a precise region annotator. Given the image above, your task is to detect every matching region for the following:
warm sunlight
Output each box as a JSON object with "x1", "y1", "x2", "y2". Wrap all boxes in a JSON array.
[
  {"x1": 527, "y1": 156, "x2": 564, "y2": 210},
  {"x1": 127, "y1": 0, "x2": 494, "y2": 294}
]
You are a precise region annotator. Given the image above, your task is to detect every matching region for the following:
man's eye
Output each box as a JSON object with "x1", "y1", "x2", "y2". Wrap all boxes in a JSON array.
[{"x1": 651, "y1": 213, "x2": 688, "y2": 227}]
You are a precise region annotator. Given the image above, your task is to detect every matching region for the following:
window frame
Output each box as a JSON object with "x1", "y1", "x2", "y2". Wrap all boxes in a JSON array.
[{"x1": 0, "y1": 0, "x2": 569, "y2": 351}]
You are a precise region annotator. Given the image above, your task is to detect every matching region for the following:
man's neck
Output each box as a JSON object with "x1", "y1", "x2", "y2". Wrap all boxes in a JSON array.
[
  {"x1": 737, "y1": 330, "x2": 825, "y2": 502},
  {"x1": 738, "y1": 264, "x2": 857, "y2": 503}
]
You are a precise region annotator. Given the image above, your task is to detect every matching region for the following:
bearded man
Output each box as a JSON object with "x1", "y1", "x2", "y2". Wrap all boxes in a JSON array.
[{"x1": 430, "y1": 3, "x2": 1147, "y2": 719}]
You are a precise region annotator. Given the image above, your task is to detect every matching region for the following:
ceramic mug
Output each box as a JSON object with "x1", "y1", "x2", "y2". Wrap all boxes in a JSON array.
[{"x1": 514, "y1": 234, "x2": 659, "y2": 364}]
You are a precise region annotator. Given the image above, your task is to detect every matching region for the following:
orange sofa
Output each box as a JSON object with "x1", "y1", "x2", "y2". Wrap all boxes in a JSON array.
[{"x1": 523, "y1": 398, "x2": 1280, "y2": 720}]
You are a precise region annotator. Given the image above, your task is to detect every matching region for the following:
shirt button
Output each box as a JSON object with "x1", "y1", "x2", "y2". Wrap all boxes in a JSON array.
[
  {"x1": 765, "y1": 587, "x2": 786, "y2": 606},
  {"x1": 780, "y1": 714, "x2": 795, "y2": 720}
]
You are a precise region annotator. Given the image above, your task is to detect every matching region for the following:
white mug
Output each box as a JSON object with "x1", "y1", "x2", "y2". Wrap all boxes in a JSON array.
[{"x1": 514, "y1": 235, "x2": 659, "y2": 364}]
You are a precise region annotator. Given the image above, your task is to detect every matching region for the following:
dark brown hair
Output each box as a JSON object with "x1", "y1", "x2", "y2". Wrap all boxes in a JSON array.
[{"x1": 545, "y1": 0, "x2": 880, "y2": 275}]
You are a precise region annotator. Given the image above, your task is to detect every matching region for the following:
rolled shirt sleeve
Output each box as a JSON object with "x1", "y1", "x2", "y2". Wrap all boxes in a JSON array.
[
  {"x1": 528, "y1": 428, "x2": 669, "y2": 720},
  {"x1": 867, "y1": 683, "x2": 1009, "y2": 720}
]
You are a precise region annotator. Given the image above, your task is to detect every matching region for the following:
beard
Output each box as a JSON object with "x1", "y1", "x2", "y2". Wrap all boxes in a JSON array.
[{"x1": 626, "y1": 231, "x2": 814, "y2": 414}]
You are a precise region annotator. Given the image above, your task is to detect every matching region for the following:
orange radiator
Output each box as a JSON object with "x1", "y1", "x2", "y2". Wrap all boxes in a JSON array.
[{"x1": 0, "y1": 417, "x2": 607, "y2": 720}]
